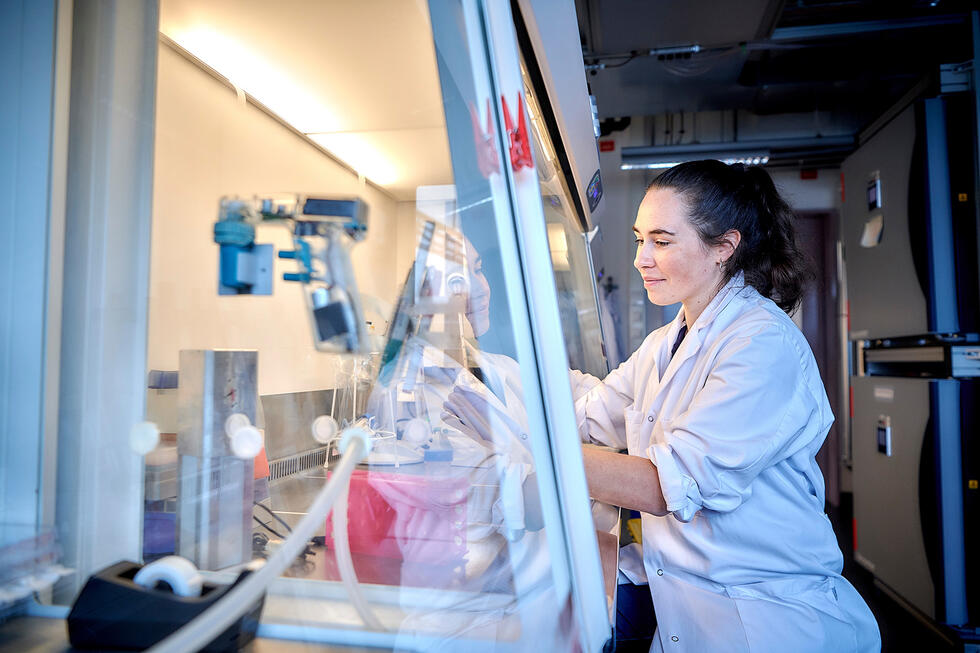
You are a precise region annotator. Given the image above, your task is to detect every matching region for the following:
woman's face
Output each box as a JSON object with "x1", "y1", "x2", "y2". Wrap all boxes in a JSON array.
[
  {"x1": 464, "y1": 241, "x2": 491, "y2": 337},
  {"x1": 633, "y1": 188, "x2": 728, "y2": 320}
]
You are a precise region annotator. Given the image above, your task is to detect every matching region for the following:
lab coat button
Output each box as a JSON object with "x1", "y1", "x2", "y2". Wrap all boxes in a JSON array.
[
  {"x1": 647, "y1": 415, "x2": 654, "y2": 422},
  {"x1": 671, "y1": 635, "x2": 679, "y2": 642},
  {"x1": 520, "y1": 432, "x2": 528, "y2": 440},
  {"x1": 656, "y1": 569, "x2": 663, "y2": 576}
]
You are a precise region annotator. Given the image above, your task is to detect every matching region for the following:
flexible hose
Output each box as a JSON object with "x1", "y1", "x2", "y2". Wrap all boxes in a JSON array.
[
  {"x1": 146, "y1": 437, "x2": 366, "y2": 653},
  {"x1": 332, "y1": 474, "x2": 386, "y2": 631}
]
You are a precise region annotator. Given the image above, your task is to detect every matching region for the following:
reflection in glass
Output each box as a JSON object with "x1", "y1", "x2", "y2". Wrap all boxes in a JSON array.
[{"x1": 521, "y1": 64, "x2": 608, "y2": 378}]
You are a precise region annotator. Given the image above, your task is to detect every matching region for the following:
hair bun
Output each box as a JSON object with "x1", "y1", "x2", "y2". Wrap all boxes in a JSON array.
[{"x1": 646, "y1": 160, "x2": 811, "y2": 313}]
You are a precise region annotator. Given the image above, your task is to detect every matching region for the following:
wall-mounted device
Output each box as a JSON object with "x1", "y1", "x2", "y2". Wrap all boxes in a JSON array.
[
  {"x1": 860, "y1": 171, "x2": 884, "y2": 248},
  {"x1": 214, "y1": 196, "x2": 370, "y2": 354},
  {"x1": 876, "y1": 414, "x2": 892, "y2": 456},
  {"x1": 867, "y1": 171, "x2": 882, "y2": 211}
]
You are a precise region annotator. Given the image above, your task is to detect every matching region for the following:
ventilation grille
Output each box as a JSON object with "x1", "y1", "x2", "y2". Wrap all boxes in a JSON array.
[{"x1": 268, "y1": 447, "x2": 329, "y2": 480}]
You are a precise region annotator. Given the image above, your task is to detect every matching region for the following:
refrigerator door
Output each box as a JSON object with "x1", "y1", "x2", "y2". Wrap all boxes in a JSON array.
[
  {"x1": 842, "y1": 94, "x2": 978, "y2": 341},
  {"x1": 842, "y1": 106, "x2": 926, "y2": 339},
  {"x1": 852, "y1": 376, "x2": 971, "y2": 625},
  {"x1": 852, "y1": 376, "x2": 936, "y2": 617}
]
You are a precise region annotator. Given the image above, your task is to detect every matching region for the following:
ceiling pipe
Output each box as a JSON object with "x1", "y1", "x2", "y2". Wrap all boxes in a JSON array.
[{"x1": 584, "y1": 13, "x2": 969, "y2": 66}]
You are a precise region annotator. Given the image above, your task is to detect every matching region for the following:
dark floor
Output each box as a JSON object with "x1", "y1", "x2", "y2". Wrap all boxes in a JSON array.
[{"x1": 828, "y1": 493, "x2": 965, "y2": 653}]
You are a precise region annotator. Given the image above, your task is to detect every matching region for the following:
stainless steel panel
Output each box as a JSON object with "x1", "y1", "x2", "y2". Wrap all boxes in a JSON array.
[
  {"x1": 260, "y1": 389, "x2": 335, "y2": 459},
  {"x1": 176, "y1": 350, "x2": 256, "y2": 570},
  {"x1": 177, "y1": 350, "x2": 258, "y2": 458},
  {"x1": 851, "y1": 376, "x2": 935, "y2": 617}
]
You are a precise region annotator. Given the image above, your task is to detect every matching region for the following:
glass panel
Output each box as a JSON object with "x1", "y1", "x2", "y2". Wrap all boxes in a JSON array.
[
  {"x1": 521, "y1": 66, "x2": 609, "y2": 378},
  {"x1": 517, "y1": 53, "x2": 618, "y2": 633},
  {"x1": 109, "y1": 0, "x2": 584, "y2": 649}
]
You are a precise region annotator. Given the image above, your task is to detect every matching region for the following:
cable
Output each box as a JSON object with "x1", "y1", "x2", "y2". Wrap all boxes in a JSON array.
[
  {"x1": 253, "y1": 515, "x2": 287, "y2": 540},
  {"x1": 146, "y1": 434, "x2": 368, "y2": 653},
  {"x1": 600, "y1": 55, "x2": 636, "y2": 69},
  {"x1": 254, "y1": 502, "x2": 293, "y2": 534}
]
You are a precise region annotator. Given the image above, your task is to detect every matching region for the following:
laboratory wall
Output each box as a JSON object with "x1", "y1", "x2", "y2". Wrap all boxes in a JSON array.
[
  {"x1": 593, "y1": 118, "x2": 660, "y2": 358},
  {"x1": 395, "y1": 201, "x2": 419, "y2": 292},
  {"x1": 149, "y1": 43, "x2": 409, "y2": 396},
  {"x1": 769, "y1": 169, "x2": 841, "y2": 213}
]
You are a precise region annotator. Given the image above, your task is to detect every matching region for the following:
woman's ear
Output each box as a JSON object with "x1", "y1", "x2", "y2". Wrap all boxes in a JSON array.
[{"x1": 718, "y1": 229, "x2": 741, "y2": 263}]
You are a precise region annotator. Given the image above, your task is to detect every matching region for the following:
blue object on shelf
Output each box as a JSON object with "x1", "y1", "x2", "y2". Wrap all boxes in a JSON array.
[
  {"x1": 143, "y1": 510, "x2": 176, "y2": 556},
  {"x1": 147, "y1": 370, "x2": 178, "y2": 389}
]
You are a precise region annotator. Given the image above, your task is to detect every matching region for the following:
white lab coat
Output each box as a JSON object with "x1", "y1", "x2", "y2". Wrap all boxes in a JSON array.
[{"x1": 574, "y1": 273, "x2": 881, "y2": 652}]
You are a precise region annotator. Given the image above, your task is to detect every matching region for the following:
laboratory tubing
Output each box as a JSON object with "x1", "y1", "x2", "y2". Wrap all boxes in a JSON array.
[{"x1": 146, "y1": 427, "x2": 371, "y2": 653}]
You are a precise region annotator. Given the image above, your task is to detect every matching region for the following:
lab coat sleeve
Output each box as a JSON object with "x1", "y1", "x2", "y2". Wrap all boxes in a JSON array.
[
  {"x1": 647, "y1": 326, "x2": 829, "y2": 522},
  {"x1": 568, "y1": 368, "x2": 601, "y2": 400},
  {"x1": 573, "y1": 354, "x2": 638, "y2": 449}
]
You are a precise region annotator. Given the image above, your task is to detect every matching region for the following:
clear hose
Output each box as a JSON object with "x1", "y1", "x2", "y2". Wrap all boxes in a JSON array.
[
  {"x1": 332, "y1": 476, "x2": 385, "y2": 631},
  {"x1": 146, "y1": 435, "x2": 367, "y2": 653}
]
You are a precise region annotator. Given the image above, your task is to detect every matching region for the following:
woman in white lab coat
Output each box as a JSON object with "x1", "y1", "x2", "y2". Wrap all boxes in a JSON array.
[{"x1": 575, "y1": 160, "x2": 881, "y2": 652}]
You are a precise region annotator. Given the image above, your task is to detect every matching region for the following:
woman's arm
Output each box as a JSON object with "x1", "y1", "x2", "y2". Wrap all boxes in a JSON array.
[
  {"x1": 574, "y1": 343, "x2": 652, "y2": 448},
  {"x1": 582, "y1": 445, "x2": 667, "y2": 516}
]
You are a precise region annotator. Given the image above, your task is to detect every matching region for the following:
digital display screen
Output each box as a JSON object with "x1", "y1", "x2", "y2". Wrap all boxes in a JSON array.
[
  {"x1": 876, "y1": 423, "x2": 891, "y2": 456},
  {"x1": 587, "y1": 169, "x2": 603, "y2": 212},
  {"x1": 867, "y1": 176, "x2": 881, "y2": 212}
]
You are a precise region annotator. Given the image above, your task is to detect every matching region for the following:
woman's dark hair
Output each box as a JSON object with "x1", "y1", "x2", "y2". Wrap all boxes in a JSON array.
[{"x1": 647, "y1": 160, "x2": 811, "y2": 313}]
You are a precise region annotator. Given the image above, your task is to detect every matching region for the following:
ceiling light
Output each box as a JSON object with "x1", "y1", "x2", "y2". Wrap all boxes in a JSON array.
[
  {"x1": 620, "y1": 149, "x2": 770, "y2": 171},
  {"x1": 308, "y1": 133, "x2": 399, "y2": 186},
  {"x1": 620, "y1": 161, "x2": 685, "y2": 170},
  {"x1": 168, "y1": 26, "x2": 340, "y2": 134},
  {"x1": 164, "y1": 25, "x2": 399, "y2": 186}
]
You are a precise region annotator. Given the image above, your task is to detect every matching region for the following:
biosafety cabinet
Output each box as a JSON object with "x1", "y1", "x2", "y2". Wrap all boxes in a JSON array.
[{"x1": 1, "y1": 1, "x2": 619, "y2": 651}]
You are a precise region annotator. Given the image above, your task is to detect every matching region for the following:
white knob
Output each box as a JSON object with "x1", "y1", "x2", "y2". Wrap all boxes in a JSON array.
[
  {"x1": 130, "y1": 421, "x2": 160, "y2": 455},
  {"x1": 225, "y1": 412, "x2": 251, "y2": 437},
  {"x1": 311, "y1": 415, "x2": 339, "y2": 444},
  {"x1": 228, "y1": 424, "x2": 263, "y2": 459}
]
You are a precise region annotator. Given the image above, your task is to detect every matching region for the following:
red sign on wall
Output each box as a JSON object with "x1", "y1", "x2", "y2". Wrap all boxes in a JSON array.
[{"x1": 599, "y1": 140, "x2": 615, "y2": 152}]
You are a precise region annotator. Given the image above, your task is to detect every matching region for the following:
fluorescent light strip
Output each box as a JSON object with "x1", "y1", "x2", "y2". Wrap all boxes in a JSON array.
[
  {"x1": 620, "y1": 153, "x2": 770, "y2": 171},
  {"x1": 165, "y1": 26, "x2": 399, "y2": 186}
]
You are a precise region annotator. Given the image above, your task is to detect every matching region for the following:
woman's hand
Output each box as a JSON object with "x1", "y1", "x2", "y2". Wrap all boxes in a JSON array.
[{"x1": 441, "y1": 384, "x2": 528, "y2": 457}]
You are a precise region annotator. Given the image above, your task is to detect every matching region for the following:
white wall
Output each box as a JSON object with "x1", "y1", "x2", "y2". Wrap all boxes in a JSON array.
[
  {"x1": 149, "y1": 44, "x2": 408, "y2": 396},
  {"x1": 395, "y1": 201, "x2": 419, "y2": 291},
  {"x1": 594, "y1": 116, "x2": 681, "y2": 358},
  {"x1": 770, "y1": 168, "x2": 841, "y2": 213}
]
